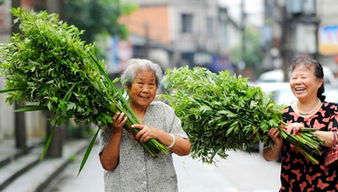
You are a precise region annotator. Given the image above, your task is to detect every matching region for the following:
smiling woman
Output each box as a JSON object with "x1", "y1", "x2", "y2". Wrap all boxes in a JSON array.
[
  {"x1": 121, "y1": 60, "x2": 161, "y2": 116},
  {"x1": 99, "y1": 59, "x2": 191, "y2": 192},
  {"x1": 263, "y1": 57, "x2": 337, "y2": 191}
]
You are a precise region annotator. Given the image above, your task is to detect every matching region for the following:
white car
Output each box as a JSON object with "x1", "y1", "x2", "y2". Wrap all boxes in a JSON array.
[
  {"x1": 325, "y1": 85, "x2": 338, "y2": 103},
  {"x1": 257, "y1": 67, "x2": 336, "y2": 85},
  {"x1": 255, "y1": 82, "x2": 337, "y2": 106}
]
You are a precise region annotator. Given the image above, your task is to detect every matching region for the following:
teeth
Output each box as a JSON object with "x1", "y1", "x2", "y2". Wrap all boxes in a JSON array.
[
  {"x1": 139, "y1": 95, "x2": 150, "y2": 99},
  {"x1": 295, "y1": 88, "x2": 305, "y2": 91}
]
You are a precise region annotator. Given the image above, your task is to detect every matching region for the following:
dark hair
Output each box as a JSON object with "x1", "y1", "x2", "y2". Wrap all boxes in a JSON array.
[{"x1": 290, "y1": 57, "x2": 326, "y2": 102}]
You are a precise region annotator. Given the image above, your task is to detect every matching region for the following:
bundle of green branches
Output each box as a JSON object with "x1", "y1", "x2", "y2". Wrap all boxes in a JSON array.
[
  {"x1": 0, "y1": 8, "x2": 167, "y2": 173},
  {"x1": 161, "y1": 67, "x2": 323, "y2": 164}
]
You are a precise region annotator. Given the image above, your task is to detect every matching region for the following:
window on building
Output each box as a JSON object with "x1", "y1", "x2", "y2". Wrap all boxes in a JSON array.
[
  {"x1": 207, "y1": 17, "x2": 214, "y2": 36},
  {"x1": 181, "y1": 13, "x2": 193, "y2": 33}
]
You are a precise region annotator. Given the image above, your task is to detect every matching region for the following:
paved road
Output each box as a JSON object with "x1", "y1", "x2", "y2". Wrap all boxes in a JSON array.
[
  {"x1": 43, "y1": 145, "x2": 104, "y2": 192},
  {"x1": 44, "y1": 145, "x2": 281, "y2": 192}
]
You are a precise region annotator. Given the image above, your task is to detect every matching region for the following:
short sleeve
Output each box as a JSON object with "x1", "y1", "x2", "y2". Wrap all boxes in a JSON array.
[
  {"x1": 99, "y1": 125, "x2": 113, "y2": 154},
  {"x1": 169, "y1": 112, "x2": 188, "y2": 139},
  {"x1": 161, "y1": 102, "x2": 188, "y2": 139}
]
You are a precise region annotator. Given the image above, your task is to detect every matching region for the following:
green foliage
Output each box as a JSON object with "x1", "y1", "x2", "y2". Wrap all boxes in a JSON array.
[
  {"x1": 63, "y1": 0, "x2": 138, "y2": 43},
  {"x1": 67, "y1": 121, "x2": 93, "y2": 139},
  {"x1": 231, "y1": 28, "x2": 263, "y2": 69},
  {"x1": 0, "y1": 8, "x2": 167, "y2": 173},
  {"x1": 161, "y1": 67, "x2": 322, "y2": 164}
]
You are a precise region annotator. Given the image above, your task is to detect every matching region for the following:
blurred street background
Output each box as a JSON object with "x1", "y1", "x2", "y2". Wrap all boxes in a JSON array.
[
  {"x1": 0, "y1": 0, "x2": 337, "y2": 191},
  {"x1": 42, "y1": 145, "x2": 281, "y2": 192}
]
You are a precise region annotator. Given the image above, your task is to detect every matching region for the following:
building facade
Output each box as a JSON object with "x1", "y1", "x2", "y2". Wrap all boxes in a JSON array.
[
  {"x1": 118, "y1": 0, "x2": 240, "y2": 72},
  {"x1": 262, "y1": 0, "x2": 338, "y2": 78}
]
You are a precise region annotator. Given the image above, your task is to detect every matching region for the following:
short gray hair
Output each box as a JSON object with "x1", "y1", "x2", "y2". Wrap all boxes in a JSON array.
[{"x1": 121, "y1": 58, "x2": 163, "y2": 88}]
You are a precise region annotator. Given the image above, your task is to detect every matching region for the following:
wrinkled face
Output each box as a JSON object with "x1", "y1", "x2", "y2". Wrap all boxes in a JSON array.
[
  {"x1": 128, "y1": 70, "x2": 157, "y2": 110},
  {"x1": 290, "y1": 64, "x2": 323, "y2": 102}
]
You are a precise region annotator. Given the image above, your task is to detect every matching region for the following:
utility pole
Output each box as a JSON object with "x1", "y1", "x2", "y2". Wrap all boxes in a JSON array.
[
  {"x1": 45, "y1": 0, "x2": 64, "y2": 158},
  {"x1": 280, "y1": 4, "x2": 291, "y2": 82},
  {"x1": 239, "y1": 0, "x2": 246, "y2": 73},
  {"x1": 312, "y1": 0, "x2": 319, "y2": 60},
  {"x1": 144, "y1": 21, "x2": 150, "y2": 59},
  {"x1": 47, "y1": 0, "x2": 63, "y2": 19},
  {"x1": 12, "y1": 0, "x2": 28, "y2": 154}
]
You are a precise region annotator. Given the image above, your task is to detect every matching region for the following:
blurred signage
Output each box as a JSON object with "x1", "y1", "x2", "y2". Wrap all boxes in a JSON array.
[
  {"x1": 209, "y1": 56, "x2": 233, "y2": 72},
  {"x1": 0, "y1": 1, "x2": 10, "y2": 33},
  {"x1": 319, "y1": 25, "x2": 338, "y2": 55},
  {"x1": 110, "y1": 37, "x2": 133, "y2": 73}
]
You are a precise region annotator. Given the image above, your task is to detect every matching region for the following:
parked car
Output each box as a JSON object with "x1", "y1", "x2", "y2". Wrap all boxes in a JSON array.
[
  {"x1": 254, "y1": 82, "x2": 294, "y2": 105},
  {"x1": 257, "y1": 66, "x2": 336, "y2": 85},
  {"x1": 325, "y1": 85, "x2": 338, "y2": 103},
  {"x1": 256, "y1": 82, "x2": 337, "y2": 106}
]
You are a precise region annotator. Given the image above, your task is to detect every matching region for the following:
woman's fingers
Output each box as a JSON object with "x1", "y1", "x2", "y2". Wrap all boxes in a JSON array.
[
  {"x1": 131, "y1": 124, "x2": 143, "y2": 129},
  {"x1": 121, "y1": 116, "x2": 128, "y2": 125},
  {"x1": 272, "y1": 129, "x2": 280, "y2": 138},
  {"x1": 139, "y1": 134, "x2": 150, "y2": 143},
  {"x1": 267, "y1": 128, "x2": 283, "y2": 146},
  {"x1": 286, "y1": 123, "x2": 304, "y2": 134},
  {"x1": 112, "y1": 112, "x2": 119, "y2": 122},
  {"x1": 134, "y1": 125, "x2": 146, "y2": 141},
  {"x1": 268, "y1": 128, "x2": 279, "y2": 137},
  {"x1": 137, "y1": 130, "x2": 149, "y2": 142},
  {"x1": 116, "y1": 112, "x2": 125, "y2": 122},
  {"x1": 112, "y1": 112, "x2": 127, "y2": 129},
  {"x1": 142, "y1": 136, "x2": 151, "y2": 142},
  {"x1": 132, "y1": 125, "x2": 154, "y2": 142}
]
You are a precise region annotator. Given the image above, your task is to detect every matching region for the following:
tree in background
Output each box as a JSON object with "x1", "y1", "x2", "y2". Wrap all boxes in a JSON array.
[
  {"x1": 231, "y1": 27, "x2": 263, "y2": 78},
  {"x1": 63, "y1": 0, "x2": 137, "y2": 43}
]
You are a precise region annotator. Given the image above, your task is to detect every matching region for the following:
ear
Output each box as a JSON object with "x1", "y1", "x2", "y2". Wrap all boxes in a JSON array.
[
  {"x1": 125, "y1": 85, "x2": 130, "y2": 91},
  {"x1": 317, "y1": 78, "x2": 324, "y2": 88}
]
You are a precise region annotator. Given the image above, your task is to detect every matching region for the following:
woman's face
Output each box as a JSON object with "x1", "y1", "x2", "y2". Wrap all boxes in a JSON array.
[
  {"x1": 289, "y1": 64, "x2": 323, "y2": 102},
  {"x1": 128, "y1": 70, "x2": 157, "y2": 110}
]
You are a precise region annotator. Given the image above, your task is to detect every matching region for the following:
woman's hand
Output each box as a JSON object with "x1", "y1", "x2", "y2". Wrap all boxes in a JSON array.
[
  {"x1": 264, "y1": 127, "x2": 283, "y2": 161},
  {"x1": 268, "y1": 128, "x2": 283, "y2": 147},
  {"x1": 132, "y1": 124, "x2": 158, "y2": 142},
  {"x1": 286, "y1": 122, "x2": 304, "y2": 134},
  {"x1": 132, "y1": 124, "x2": 191, "y2": 156},
  {"x1": 112, "y1": 112, "x2": 128, "y2": 134},
  {"x1": 100, "y1": 112, "x2": 127, "y2": 171},
  {"x1": 314, "y1": 131, "x2": 336, "y2": 148}
]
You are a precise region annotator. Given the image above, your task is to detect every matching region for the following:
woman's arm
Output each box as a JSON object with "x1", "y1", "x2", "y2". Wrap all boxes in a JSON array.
[
  {"x1": 314, "y1": 131, "x2": 336, "y2": 148},
  {"x1": 132, "y1": 124, "x2": 191, "y2": 156},
  {"x1": 263, "y1": 128, "x2": 283, "y2": 161},
  {"x1": 99, "y1": 112, "x2": 127, "y2": 171},
  {"x1": 286, "y1": 122, "x2": 337, "y2": 148}
]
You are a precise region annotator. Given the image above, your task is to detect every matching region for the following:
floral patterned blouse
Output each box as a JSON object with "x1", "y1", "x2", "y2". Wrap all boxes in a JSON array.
[
  {"x1": 100, "y1": 101, "x2": 188, "y2": 192},
  {"x1": 280, "y1": 102, "x2": 337, "y2": 191}
]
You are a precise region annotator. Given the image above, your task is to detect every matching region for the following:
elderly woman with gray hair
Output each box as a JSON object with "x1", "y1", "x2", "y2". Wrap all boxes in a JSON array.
[{"x1": 99, "y1": 58, "x2": 191, "y2": 192}]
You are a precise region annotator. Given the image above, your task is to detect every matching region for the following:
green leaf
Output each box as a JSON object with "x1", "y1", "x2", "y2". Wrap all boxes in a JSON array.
[
  {"x1": 77, "y1": 127, "x2": 100, "y2": 175},
  {"x1": 160, "y1": 66, "x2": 321, "y2": 164},
  {"x1": 63, "y1": 83, "x2": 76, "y2": 101},
  {"x1": 14, "y1": 105, "x2": 46, "y2": 112},
  {"x1": 0, "y1": 88, "x2": 24, "y2": 93},
  {"x1": 0, "y1": 7, "x2": 180, "y2": 172},
  {"x1": 40, "y1": 125, "x2": 56, "y2": 160}
]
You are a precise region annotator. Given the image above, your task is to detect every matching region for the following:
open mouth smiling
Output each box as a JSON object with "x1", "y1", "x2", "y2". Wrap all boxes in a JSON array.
[{"x1": 139, "y1": 95, "x2": 150, "y2": 99}]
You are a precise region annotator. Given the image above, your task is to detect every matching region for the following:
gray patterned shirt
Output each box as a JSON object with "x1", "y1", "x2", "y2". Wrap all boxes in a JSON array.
[{"x1": 100, "y1": 101, "x2": 188, "y2": 192}]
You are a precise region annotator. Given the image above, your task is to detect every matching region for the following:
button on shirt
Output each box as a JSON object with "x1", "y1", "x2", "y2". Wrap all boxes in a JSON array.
[{"x1": 100, "y1": 101, "x2": 188, "y2": 192}]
